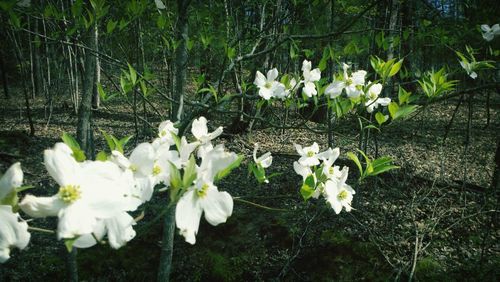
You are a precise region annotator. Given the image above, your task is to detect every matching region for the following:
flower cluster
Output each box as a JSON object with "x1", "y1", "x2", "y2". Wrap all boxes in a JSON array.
[
  {"x1": 255, "y1": 61, "x2": 391, "y2": 114},
  {"x1": 253, "y1": 60, "x2": 319, "y2": 100},
  {"x1": 481, "y1": 24, "x2": 500, "y2": 42},
  {"x1": 11, "y1": 116, "x2": 239, "y2": 255},
  {"x1": 326, "y1": 63, "x2": 391, "y2": 113},
  {"x1": 293, "y1": 143, "x2": 355, "y2": 214},
  {"x1": 0, "y1": 163, "x2": 30, "y2": 263}
]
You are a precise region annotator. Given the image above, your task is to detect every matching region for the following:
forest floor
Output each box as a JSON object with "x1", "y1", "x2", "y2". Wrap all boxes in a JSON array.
[{"x1": 0, "y1": 87, "x2": 499, "y2": 281}]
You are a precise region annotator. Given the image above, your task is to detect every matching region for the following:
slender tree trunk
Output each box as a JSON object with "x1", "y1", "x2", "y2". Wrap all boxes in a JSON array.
[
  {"x1": 92, "y1": 24, "x2": 100, "y2": 109},
  {"x1": 171, "y1": 0, "x2": 190, "y2": 121},
  {"x1": 157, "y1": 202, "x2": 176, "y2": 282},
  {"x1": 76, "y1": 22, "x2": 97, "y2": 158}
]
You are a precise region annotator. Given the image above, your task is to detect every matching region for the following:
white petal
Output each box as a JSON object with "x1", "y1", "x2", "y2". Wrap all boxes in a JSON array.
[
  {"x1": 267, "y1": 68, "x2": 279, "y2": 81},
  {"x1": 44, "y1": 143, "x2": 79, "y2": 186},
  {"x1": 325, "y1": 81, "x2": 345, "y2": 98},
  {"x1": 377, "y1": 97, "x2": 391, "y2": 106},
  {"x1": 0, "y1": 162, "x2": 23, "y2": 201},
  {"x1": 201, "y1": 187, "x2": 233, "y2": 226},
  {"x1": 301, "y1": 60, "x2": 312, "y2": 72},
  {"x1": 303, "y1": 82, "x2": 317, "y2": 97},
  {"x1": 309, "y1": 68, "x2": 321, "y2": 82},
  {"x1": 72, "y1": 221, "x2": 105, "y2": 249},
  {"x1": 470, "y1": 72, "x2": 478, "y2": 79},
  {"x1": 259, "y1": 87, "x2": 273, "y2": 100},
  {"x1": 175, "y1": 190, "x2": 202, "y2": 245},
  {"x1": 481, "y1": 24, "x2": 491, "y2": 32},
  {"x1": 191, "y1": 117, "x2": 209, "y2": 140},
  {"x1": 0, "y1": 205, "x2": 30, "y2": 263},
  {"x1": 208, "y1": 126, "x2": 223, "y2": 141},
  {"x1": 154, "y1": 0, "x2": 166, "y2": 9},
  {"x1": 351, "y1": 70, "x2": 366, "y2": 85},
  {"x1": 294, "y1": 144, "x2": 305, "y2": 156},
  {"x1": 104, "y1": 212, "x2": 136, "y2": 249},
  {"x1": 129, "y1": 143, "x2": 156, "y2": 176},
  {"x1": 19, "y1": 195, "x2": 65, "y2": 218},
  {"x1": 254, "y1": 71, "x2": 266, "y2": 87},
  {"x1": 57, "y1": 203, "x2": 97, "y2": 239}
]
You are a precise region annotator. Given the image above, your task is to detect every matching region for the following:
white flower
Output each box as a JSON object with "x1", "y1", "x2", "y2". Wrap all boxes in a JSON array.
[
  {"x1": 294, "y1": 142, "x2": 320, "y2": 167},
  {"x1": 155, "y1": 120, "x2": 178, "y2": 148},
  {"x1": 0, "y1": 163, "x2": 30, "y2": 263},
  {"x1": 346, "y1": 70, "x2": 366, "y2": 98},
  {"x1": 301, "y1": 60, "x2": 321, "y2": 97},
  {"x1": 323, "y1": 167, "x2": 355, "y2": 214},
  {"x1": 274, "y1": 78, "x2": 297, "y2": 100},
  {"x1": 19, "y1": 143, "x2": 140, "y2": 240},
  {"x1": 154, "y1": 0, "x2": 166, "y2": 10},
  {"x1": 459, "y1": 61, "x2": 478, "y2": 79},
  {"x1": 0, "y1": 162, "x2": 23, "y2": 201},
  {"x1": 325, "y1": 63, "x2": 349, "y2": 98},
  {"x1": 481, "y1": 24, "x2": 500, "y2": 41},
  {"x1": 0, "y1": 206, "x2": 30, "y2": 263},
  {"x1": 253, "y1": 143, "x2": 272, "y2": 169},
  {"x1": 254, "y1": 68, "x2": 284, "y2": 100},
  {"x1": 175, "y1": 146, "x2": 237, "y2": 244},
  {"x1": 192, "y1": 116, "x2": 223, "y2": 158},
  {"x1": 364, "y1": 83, "x2": 390, "y2": 113}
]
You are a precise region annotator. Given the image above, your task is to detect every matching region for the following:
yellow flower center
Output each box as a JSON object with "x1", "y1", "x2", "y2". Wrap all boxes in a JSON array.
[
  {"x1": 338, "y1": 190, "x2": 348, "y2": 201},
  {"x1": 153, "y1": 165, "x2": 162, "y2": 176},
  {"x1": 264, "y1": 82, "x2": 272, "y2": 89},
  {"x1": 129, "y1": 164, "x2": 138, "y2": 172},
  {"x1": 346, "y1": 78, "x2": 353, "y2": 86},
  {"x1": 196, "y1": 183, "x2": 210, "y2": 198},
  {"x1": 159, "y1": 130, "x2": 167, "y2": 137},
  {"x1": 58, "y1": 185, "x2": 81, "y2": 204},
  {"x1": 329, "y1": 167, "x2": 335, "y2": 175},
  {"x1": 307, "y1": 151, "x2": 314, "y2": 157},
  {"x1": 356, "y1": 84, "x2": 363, "y2": 91}
]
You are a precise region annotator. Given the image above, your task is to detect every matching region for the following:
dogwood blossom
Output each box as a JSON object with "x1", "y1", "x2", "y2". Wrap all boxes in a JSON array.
[
  {"x1": 0, "y1": 163, "x2": 30, "y2": 263},
  {"x1": 301, "y1": 60, "x2": 321, "y2": 97},
  {"x1": 192, "y1": 116, "x2": 223, "y2": 158},
  {"x1": 294, "y1": 142, "x2": 320, "y2": 167},
  {"x1": 459, "y1": 60, "x2": 478, "y2": 79},
  {"x1": 365, "y1": 83, "x2": 391, "y2": 113},
  {"x1": 253, "y1": 143, "x2": 272, "y2": 169},
  {"x1": 325, "y1": 63, "x2": 350, "y2": 98},
  {"x1": 175, "y1": 145, "x2": 237, "y2": 244},
  {"x1": 481, "y1": 24, "x2": 500, "y2": 41},
  {"x1": 323, "y1": 167, "x2": 355, "y2": 214},
  {"x1": 20, "y1": 143, "x2": 140, "y2": 241},
  {"x1": 254, "y1": 68, "x2": 285, "y2": 100}
]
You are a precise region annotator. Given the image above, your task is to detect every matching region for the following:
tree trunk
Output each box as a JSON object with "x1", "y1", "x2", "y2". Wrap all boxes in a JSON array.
[
  {"x1": 157, "y1": 203, "x2": 176, "y2": 282},
  {"x1": 171, "y1": 0, "x2": 189, "y2": 121},
  {"x1": 76, "y1": 23, "x2": 97, "y2": 158},
  {"x1": 92, "y1": 24, "x2": 100, "y2": 109},
  {"x1": 0, "y1": 54, "x2": 9, "y2": 99}
]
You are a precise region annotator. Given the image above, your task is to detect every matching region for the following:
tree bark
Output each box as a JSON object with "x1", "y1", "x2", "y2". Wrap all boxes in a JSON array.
[
  {"x1": 76, "y1": 22, "x2": 96, "y2": 158},
  {"x1": 157, "y1": 203, "x2": 176, "y2": 282},
  {"x1": 92, "y1": 24, "x2": 100, "y2": 109},
  {"x1": 171, "y1": 0, "x2": 190, "y2": 121}
]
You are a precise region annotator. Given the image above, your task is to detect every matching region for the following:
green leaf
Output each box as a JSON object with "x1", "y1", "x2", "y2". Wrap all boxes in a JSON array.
[
  {"x1": 128, "y1": 63, "x2": 137, "y2": 85},
  {"x1": 347, "y1": 152, "x2": 363, "y2": 176},
  {"x1": 64, "y1": 237, "x2": 79, "y2": 252},
  {"x1": 300, "y1": 174, "x2": 316, "y2": 201},
  {"x1": 96, "y1": 151, "x2": 108, "y2": 161},
  {"x1": 169, "y1": 162, "x2": 182, "y2": 190},
  {"x1": 101, "y1": 130, "x2": 116, "y2": 152},
  {"x1": 106, "y1": 19, "x2": 117, "y2": 33},
  {"x1": 389, "y1": 59, "x2": 403, "y2": 77},
  {"x1": 388, "y1": 102, "x2": 399, "y2": 119},
  {"x1": 375, "y1": 112, "x2": 388, "y2": 125},
  {"x1": 0, "y1": 190, "x2": 18, "y2": 208},
  {"x1": 62, "y1": 132, "x2": 80, "y2": 150},
  {"x1": 119, "y1": 135, "x2": 133, "y2": 149},
  {"x1": 182, "y1": 155, "x2": 197, "y2": 188},
  {"x1": 111, "y1": 135, "x2": 123, "y2": 153},
  {"x1": 215, "y1": 155, "x2": 243, "y2": 181},
  {"x1": 97, "y1": 83, "x2": 106, "y2": 101},
  {"x1": 394, "y1": 104, "x2": 418, "y2": 120}
]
